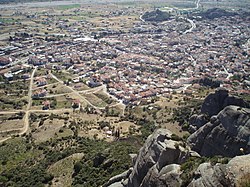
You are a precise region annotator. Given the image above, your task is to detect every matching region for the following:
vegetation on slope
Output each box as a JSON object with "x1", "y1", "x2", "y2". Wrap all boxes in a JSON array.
[{"x1": 0, "y1": 135, "x2": 138, "y2": 187}]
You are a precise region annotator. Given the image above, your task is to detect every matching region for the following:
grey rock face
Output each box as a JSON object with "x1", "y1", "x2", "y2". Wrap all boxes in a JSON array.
[
  {"x1": 105, "y1": 168, "x2": 133, "y2": 187},
  {"x1": 189, "y1": 114, "x2": 209, "y2": 132},
  {"x1": 189, "y1": 88, "x2": 249, "y2": 131},
  {"x1": 106, "y1": 127, "x2": 250, "y2": 187},
  {"x1": 140, "y1": 164, "x2": 182, "y2": 187},
  {"x1": 200, "y1": 88, "x2": 249, "y2": 117},
  {"x1": 187, "y1": 162, "x2": 227, "y2": 187},
  {"x1": 188, "y1": 154, "x2": 250, "y2": 187},
  {"x1": 188, "y1": 106, "x2": 250, "y2": 157},
  {"x1": 127, "y1": 129, "x2": 190, "y2": 187},
  {"x1": 106, "y1": 129, "x2": 193, "y2": 187}
]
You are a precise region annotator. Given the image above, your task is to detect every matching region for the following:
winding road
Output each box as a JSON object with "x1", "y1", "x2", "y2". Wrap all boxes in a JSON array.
[{"x1": 140, "y1": 0, "x2": 200, "y2": 34}]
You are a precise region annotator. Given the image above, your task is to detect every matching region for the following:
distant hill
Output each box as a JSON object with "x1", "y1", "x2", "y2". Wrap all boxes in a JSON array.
[
  {"x1": 141, "y1": 9, "x2": 171, "y2": 22},
  {"x1": 199, "y1": 8, "x2": 238, "y2": 19}
]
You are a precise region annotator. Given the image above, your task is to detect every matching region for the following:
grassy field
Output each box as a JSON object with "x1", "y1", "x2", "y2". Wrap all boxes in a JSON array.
[
  {"x1": 82, "y1": 93, "x2": 108, "y2": 108},
  {"x1": 56, "y1": 4, "x2": 81, "y2": 10},
  {"x1": 46, "y1": 83, "x2": 72, "y2": 95}
]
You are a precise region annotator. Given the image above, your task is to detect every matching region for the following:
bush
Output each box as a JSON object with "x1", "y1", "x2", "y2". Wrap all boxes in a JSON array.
[
  {"x1": 171, "y1": 134, "x2": 181, "y2": 141},
  {"x1": 74, "y1": 161, "x2": 83, "y2": 174}
]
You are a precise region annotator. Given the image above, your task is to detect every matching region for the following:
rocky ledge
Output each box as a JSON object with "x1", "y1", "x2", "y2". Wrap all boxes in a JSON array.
[
  {"x1": 104, "y1": 89, "x2": 250, "y2": 187},
  {"x1": 188, "y1": 105, "x2": 250, "y2": 157},
  {"x1": 105, "y1": 128, "x2": 250, "y2": 187}
]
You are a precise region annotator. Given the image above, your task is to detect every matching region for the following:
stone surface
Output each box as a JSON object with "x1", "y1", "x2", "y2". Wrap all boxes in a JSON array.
[
  {"x1": 190, "y1": 88, "x2": 249, "y2": 131},
  {"x1": 200, "y1": 88, "x2": 249, "y2": 117},
  {"x1": 105, "y1": 168, "x2": 133, "y2": 187},
  {"x1": 188, "y1": 106, "x2": 250, "y2": 157},
  {"x1": 127, "y1": 129, "x2": 190, "y2": 187},
  {"x1": 140, "y1": 164, "x2": 182, "y2": 187},
  {"x1": 188, "y1": 154, "x2": 250, "y2": 187}
]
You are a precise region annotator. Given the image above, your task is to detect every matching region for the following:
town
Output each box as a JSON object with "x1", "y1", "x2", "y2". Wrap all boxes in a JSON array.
[
  {"x1": 0, "y1": 0, "x2": 250, "y2": 186},
  {"x1": 0, "y1": 0, "x2": 249, "y2": 141}
]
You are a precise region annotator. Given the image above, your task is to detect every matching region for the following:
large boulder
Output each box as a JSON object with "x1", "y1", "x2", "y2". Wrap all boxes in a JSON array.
[
  {"x1": 200, "y1": 88, "x2": 249, "y2": 117},
  {"x1": 106, "y1": 129, "x2": 194, "y2": 187},
  {"x1": 127, "y1": 129, "x2": 190, "y2": 187},
  {"x1": 140, "y1": 164, "x2": 182, "y2": 187},
  {"x1": 188, "y1": 106, "x2": 250, "y2": 157},
  {"x1": 190, "y1": 88, "x2": 249, "y2": 130},
  {"x1": 188, "y1": 154, "x2": 250, "y2": 187},
  {"x1": 189, "y1": 114, "x2": 209, "y2": 132},
  {"x1": 105, "y1": 126, "x2": 250, "y2": 187}
]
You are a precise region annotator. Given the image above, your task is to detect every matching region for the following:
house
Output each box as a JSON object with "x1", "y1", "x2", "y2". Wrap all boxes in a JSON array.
[
  {"x1": 42, "y1": 100, "x2": 50, "y2": 110},
  {"x1": 4, "y1": 72, "x2": 13, "y2": 81},
  {"x1": 36, "y1": 77, "x2": 47, "y2": 86},
  {"x1": 22, "y1": 73, "x2": 30, "y2": 79},
  {"x1": 0, "y1": 57, "x2": 11, "y2": 66},
  {"x1": 33, "y1": 89, "x2": 47, "y2": 98},
  {"x1": 88, "y1": 79, "x2": 101, "y2": 88},
  {"x1": 72, "y1": 99, "x2": 80, "y2": 109}
]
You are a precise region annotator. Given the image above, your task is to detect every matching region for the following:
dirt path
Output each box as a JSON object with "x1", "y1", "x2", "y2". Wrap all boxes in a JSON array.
[
  {"x1": 0, "y1": 68, "x2": 126, "y2": 143},
  {"x1": 0, "y1": 67, "x2": 36, "y2": 143},
  {"x1": 50, "y1": 73, "x2": 105, "y2": 110}
]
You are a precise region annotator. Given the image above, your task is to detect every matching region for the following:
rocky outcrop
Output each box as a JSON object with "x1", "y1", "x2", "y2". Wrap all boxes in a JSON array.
[
  {"x1": 105, "y1": 89, "x2": 250, "y2": 187},
  {"x1": 140, "y1": 164, "x2": 182, "y2": 187},
  {"x1": 106, "y1": 127, "x2": 250, "y2": 187},
  {"x1": 105, "y1": 168, "x2": 133, "y2": 187},
  {"x1": 189, "y1": 114, "x2": 209, "y2": 133},
  {"x1": 201, "y1": 88, "x2": 249, "y2": 117},
  {"x1": 127, "y1": 129, "x2": 190, "y2": 187},
  {"x1": 141, "y1": 9, "x2": 171, "y2": 22},
  {"x1": 189, "y1": 88, "x2": 249, "y2": 131},
  {"x1": 188, "y1": 154, "x2": 250, "y2": 187},
  {"x1": 106, "y1": 129, "x2": 195, "y2": 187},
  {"x1": 188, "y1": 106, "x2": 250, "y2": 157}
]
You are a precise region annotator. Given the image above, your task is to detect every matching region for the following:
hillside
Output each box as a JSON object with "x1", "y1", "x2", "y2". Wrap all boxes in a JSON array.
[
  {"x1": 141, "y1": 9, "x2": 171, "y2": 22},
  {"x1": 106, "y1": 89, "x2": 250, "y2": 187},
  {"x1": 198, "y1": 8, "x2": 238, "y2": 19}
]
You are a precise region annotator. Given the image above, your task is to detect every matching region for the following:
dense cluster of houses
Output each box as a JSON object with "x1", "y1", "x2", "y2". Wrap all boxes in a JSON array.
[{"x1": 0, "y1": 10, "x2": 249, "y2": 104}]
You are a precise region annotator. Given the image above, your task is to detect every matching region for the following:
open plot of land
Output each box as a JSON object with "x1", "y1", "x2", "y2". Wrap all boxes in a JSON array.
[
  {"x1": 30, "y1": 113, "x2": 72, "y2": 143},
  {"x1": 0, "y1": 112, "x2": 25, "y2": 131},
  {"x1": 34, "y1": 68, "x2": 48, "y2": 77},
  {"x1": 81, "y1": 93, "x2": 107, "y2": 108},
  {"x1": 94, "y1": 90, "x2": 119, "y2": 105},
  {"x1": 0, "y1": 81, "x2": 29, "y2": 110},
  {"x1": 70, "y1": 82, "x2": 90, "y2": 91},
  {"x1": 55, "y1": 95, "x2": 74, "y2": 109},
  {"x1": 46, "y1": 83, "x2": 72, "y2": 95},
  {"x1": 51, "y1": 70, "x2": 77, "y2": 82},
  {"x1": 114, "y1": 121, "x2": 140, "y2": 138},
  {"x1": 0, "y1": 119, "x2": 23, "y2": 132}
]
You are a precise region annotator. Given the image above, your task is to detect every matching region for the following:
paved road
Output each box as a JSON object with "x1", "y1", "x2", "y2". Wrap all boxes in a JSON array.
[
  {"x1": 101, "y1": 84, "x2": 126, "y2": 115},
  {"x1": 161, "y1": 0, "x2": 200, "y2": 34}
]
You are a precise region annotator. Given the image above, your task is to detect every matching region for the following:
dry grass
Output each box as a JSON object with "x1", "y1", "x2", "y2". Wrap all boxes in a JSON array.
[
  {"x1": 31, "y1": 118, "x2": 67, "y2": 143},
  {"x1": 0, "y1": 119, "x2": 24, "y2": 131}
]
